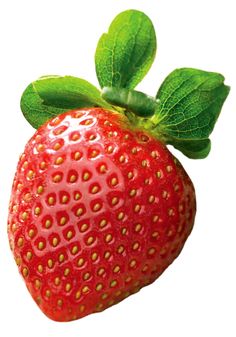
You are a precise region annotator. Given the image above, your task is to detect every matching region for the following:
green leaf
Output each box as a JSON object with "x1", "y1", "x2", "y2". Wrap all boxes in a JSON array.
[
  {"x1": 21, "y1": 82, "x2": 66, "y2": 129},
  {"x1": 169, "y1": 139, "x2": 211, "y2": 159},
  {"x1": 95, "y1": 10, "x2": 157, "y2": 89},
  {"x1": 20, "y1": 75, "x2": 112, "y2": 129},
  {"x1": 153, "y1": 68, "x2": 230, "y2": 158}
]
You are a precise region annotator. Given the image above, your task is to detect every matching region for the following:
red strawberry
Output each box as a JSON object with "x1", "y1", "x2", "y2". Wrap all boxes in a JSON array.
[{"x1": 8, "y1": 107, "x2": 196, "y2": 321}]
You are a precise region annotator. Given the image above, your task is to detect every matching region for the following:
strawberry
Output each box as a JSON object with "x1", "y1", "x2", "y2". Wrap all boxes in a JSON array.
[
  {"x1": 8, "y1": 10, "x2": 229, "y2": 322},
  {"x1": 8, "y1": 108, "x2": 196, "y2": 321}
]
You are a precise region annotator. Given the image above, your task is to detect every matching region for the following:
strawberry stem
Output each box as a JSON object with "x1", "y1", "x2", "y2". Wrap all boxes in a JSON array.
[{"x1": 102, "y1": 87, "x2": 159, "y2": 117}]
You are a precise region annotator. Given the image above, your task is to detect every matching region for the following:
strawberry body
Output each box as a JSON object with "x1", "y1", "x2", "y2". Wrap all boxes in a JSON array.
[{"x1": 8, "y1": 108, "x2": 196, "y2": 321}]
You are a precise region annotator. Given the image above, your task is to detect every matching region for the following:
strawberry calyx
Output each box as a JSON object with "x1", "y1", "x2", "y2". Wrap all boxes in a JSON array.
[{"x1": 20, "y1": 10, "x2": 229, "y2": 159}]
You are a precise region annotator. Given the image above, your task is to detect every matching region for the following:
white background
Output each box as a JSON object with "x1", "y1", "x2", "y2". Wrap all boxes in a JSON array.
[{"x1": 0, "y1": 0, "x2": 235, "y2": 336}]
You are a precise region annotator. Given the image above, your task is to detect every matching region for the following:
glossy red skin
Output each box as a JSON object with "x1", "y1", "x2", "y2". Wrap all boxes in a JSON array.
[{"x1": 8, "y1": 108, "x2": 196, "y2": 321}]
